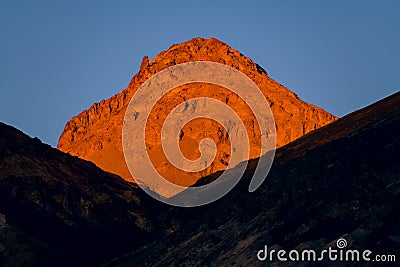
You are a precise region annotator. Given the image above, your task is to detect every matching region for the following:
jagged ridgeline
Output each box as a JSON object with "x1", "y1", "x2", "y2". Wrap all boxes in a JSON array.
[{"x1": 58, "y1": 37, "x2": 336, "y2": 187}]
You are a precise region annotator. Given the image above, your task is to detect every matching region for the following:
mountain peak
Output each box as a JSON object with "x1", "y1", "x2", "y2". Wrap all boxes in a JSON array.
[
  {"x1": 128, "y1": 37, "x2": 267, "y2": 90},
  {"x1": 58, "y1": 38, "x2": 336, "y2": 189}
]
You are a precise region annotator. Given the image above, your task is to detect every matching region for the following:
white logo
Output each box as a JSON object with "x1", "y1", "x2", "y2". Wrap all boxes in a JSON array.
[{"x1": 336, "y1": 238, "x2": 348, "y2": 249}]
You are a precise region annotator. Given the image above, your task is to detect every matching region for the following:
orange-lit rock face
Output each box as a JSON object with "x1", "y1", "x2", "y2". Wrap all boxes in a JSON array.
[
  {"x1": 144, "y1": 83, "x2": 262, "y2": 187},
  {"x1": 58, "y1": 37, "x2": 337, "y2": 186}
]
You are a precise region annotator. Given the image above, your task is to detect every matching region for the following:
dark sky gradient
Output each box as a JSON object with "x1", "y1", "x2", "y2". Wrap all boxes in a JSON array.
[{"x1": 1, "y1": 1, "x2": 399, "y2": 147}]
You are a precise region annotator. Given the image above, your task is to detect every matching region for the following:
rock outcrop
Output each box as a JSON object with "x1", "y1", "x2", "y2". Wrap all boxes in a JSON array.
[{"x1": 58, "y1": 37, "x2": 337, "y2": 186}]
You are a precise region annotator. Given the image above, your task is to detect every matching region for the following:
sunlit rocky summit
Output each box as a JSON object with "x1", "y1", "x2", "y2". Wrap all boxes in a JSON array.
[{"x1": 58, "y1": 37, "x2": 336, "y2": 187}]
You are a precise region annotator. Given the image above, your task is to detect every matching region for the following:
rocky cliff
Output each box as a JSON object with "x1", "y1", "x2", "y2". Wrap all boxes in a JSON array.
[{"x1": 58, "y1": 37, "x2": 337, "y2": 186}]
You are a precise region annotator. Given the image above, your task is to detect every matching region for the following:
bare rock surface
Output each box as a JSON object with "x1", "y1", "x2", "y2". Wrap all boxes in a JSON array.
[{"x1": 58, "y1": 37, "x2": 336, "y2": 186}]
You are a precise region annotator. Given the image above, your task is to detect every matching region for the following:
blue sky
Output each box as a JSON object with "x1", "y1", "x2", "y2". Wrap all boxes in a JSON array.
[{"x1": 1, "y1": 1, "x2": 399, "y2": 147}]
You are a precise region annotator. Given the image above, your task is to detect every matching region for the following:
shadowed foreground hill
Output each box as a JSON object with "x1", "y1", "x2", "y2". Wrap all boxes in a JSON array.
[
  {"x1": 0, "y1": 92, "x2": 399, "y2": 266},
  {"x1": 108, "y1": 92, "x2": 400, "y2": 266},
  {"x1": 0, "y1": 123, "x2": 171, "y2": 266}
]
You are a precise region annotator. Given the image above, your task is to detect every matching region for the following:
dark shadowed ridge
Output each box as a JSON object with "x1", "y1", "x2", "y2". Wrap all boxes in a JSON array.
[
  {"x1": 0, "y1": 124, "x2": 172, "y2": 266},
  {"x1": 108, "y1": 91, "x2": 400, "y2": 266},
  {"x1": 1, "y1": 91, "x2": 399, "y2": 266}
]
